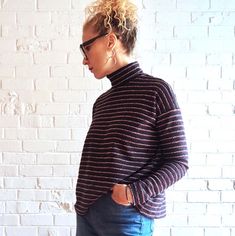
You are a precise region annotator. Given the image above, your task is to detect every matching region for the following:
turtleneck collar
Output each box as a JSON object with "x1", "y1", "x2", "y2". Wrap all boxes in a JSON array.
[{"x1": 106, "y1": 61, "x2": 142, "y2": 87}]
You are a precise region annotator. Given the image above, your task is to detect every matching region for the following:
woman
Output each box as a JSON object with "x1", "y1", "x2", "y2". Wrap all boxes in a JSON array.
[{"x1": 75, "y1": 0, "x2": 188, "y2": 235}]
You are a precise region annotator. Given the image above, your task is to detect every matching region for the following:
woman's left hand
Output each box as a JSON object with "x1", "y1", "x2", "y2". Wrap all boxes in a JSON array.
[{"x1": 111, "y1": 184, "x2": 133, "y2": 206}]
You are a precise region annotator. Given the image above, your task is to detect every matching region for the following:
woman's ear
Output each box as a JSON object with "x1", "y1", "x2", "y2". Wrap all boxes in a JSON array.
[{"x1": 107, "y1": 32, "x2": 117, "y2": 50}]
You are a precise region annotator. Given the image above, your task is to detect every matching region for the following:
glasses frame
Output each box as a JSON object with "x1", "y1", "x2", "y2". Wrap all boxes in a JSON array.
[{"x1": 80, "y1": 33, "x2": 108, "y2": 60}]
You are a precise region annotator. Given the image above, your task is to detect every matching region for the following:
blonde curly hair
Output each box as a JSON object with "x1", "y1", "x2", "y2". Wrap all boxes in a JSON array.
[{"x1": 84, "y1": 0, "x2": 138, "y2": 54}]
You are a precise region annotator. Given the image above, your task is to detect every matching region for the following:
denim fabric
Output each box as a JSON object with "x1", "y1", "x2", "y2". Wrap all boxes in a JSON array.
[{"x1": 76, "y1": 192, "x2": 154, "y2": 236}]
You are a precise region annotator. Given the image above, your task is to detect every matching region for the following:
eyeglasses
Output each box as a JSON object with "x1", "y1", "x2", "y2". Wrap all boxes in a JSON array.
[{"x1": 80, "y1": 33, "x2": 108, "y2": 60}]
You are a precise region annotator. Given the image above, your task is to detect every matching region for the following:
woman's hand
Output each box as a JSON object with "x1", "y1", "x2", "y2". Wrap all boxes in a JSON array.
[{"x1": 111, "y1": 184, "x2": 133, "y2": 206}]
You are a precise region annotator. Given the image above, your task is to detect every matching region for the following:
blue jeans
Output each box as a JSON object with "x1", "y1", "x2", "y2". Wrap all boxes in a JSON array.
[{"x1": 76, "y1": 192, "x2": 154, "y2": 236}]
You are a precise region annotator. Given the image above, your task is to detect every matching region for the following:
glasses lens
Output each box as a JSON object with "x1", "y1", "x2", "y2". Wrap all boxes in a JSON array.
[{"x1": 80, "y1": 46, "x2": 87, "y2": 60}]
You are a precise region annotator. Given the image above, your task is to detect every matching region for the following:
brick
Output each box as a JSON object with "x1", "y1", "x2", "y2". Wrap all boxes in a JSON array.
[
  {"x1": 34, "y1": 52, "x2": 67, "y2": 65},
  {"x1": 54, "y1": 214, "x2": 76, "y2": 226},
  {"x1": 53, "y1": 91, "x2": 86, "y2": 103},
  {"x1": 205, "y1": 228, "x2": 231, "y2": 236},
  {"x1": 189, "y1": 154, "x2": 207, "y2": 165},
  {"x1": 0, "y1": 66, "x2": 14, "y2": 77},
  {"x1": 2, "y1": 0, "x2": 35, "y2": 10},
  {"x1": 37, "y1": 153, "x2": 70, "y2": 165},
  {"x1": 4, "y1": 128, "x2": 37, "y2": 140},
  {"x1": 37, "y1": 178, "x2": 72, "y2": 189},
  {"x1": 56, "y1": 141, "x2": 83, "y2": 152},
  {"x1": 187, "y1": 65, "x2": 221, "y2": 80},
  {"x1": 174, "y1": 26, "x2": 208, "y2": 39},
  {"x1": 174, "y1": 179, "x2": 207, "y2": 190},
  {"x1": 16, "y1": 38, "x2": 50, "y2": 53},
  {"x1": 208, "y1": 79, "x2": 233, "y2": 91},
  {"x1": 21, "y1": 214, "x2": 53, "y2": 226},
  {"x1": 208, "y1": 104, "x2": 234, "y2": 116},
  {"x1": 188, "y1": 166, "x2": 221, "y2": 178},
  {"x1": 188, "y1": 91, "x2": 222, "y2": 104},
  {"x1": 6, "y1": 202, "x2": 39, "y2": 214},
  {"x1": 36, "y1": 25, "x2": 69, "y2": 39},
  {"x1": 166, "y1": 190, "x2": 187, "y2": 202},
  {"x1": 20, "y1": 165, "x2": 53, "y2": 177},
  {"x1": 0, "y1": 214, "x2": 19, "y2": 226},
  {"x1": 23, "y1": 141, "x2": 56, "y2": 152},
  {"x1": 38, "y1": 128, "x2": 70, "y2": 140},
  {"x1": 207, "y1": 154, "x2": 233, "y2": 166},
  {"x1": 17, "y1": 12, "x2": 51, "y2": 25},
  {"x1": 16, "y1": 65, "x2": 49, "y2": 78},
  {"x1": 54, "y1": 116, "x2": 87, "y2": 128},
  {"x1": 174, "y1": 203, "x2": 206, "y2": 215},
  {"x1": 207, "y1": 53, "x2": 232, "y2": 65},
  {"x1": 53, "y1": 165, "x2": 78, "y2": 177},
  {"x1": 190, "y1": 141, "x2": 220, "y2": 153},
  {"x1": 0, "y1": 39, "x2": 16, "y2": 52},
  {"x1": 157, "y1": 11, "x2": 191, "y2": 26},
  {"x1": 222, "y1": 215, "x2": 235, "y2": 226},
  {"x1": 0, "y1": 53, "x2": 32, "y2": 65},
  {"x1": 51, "y1": 11, "x2": 83, "y2": 24},
  {"x1": 174, "y1": 79, "x2": 207, "y2": 90},
  {"x1": 191, "y1": 39, "x2": 235, "y2": 53},
  {"x1": 68, "y1": 52, "x2": 83, "y2": 64},
  {"x1": 0, "y1": 141, "x2": 22, "y2": 152},
  {"x1": 188, "y1": 214, "x2": 221, "y2": 226},
  {"x1": 38, "y1": 0, "x2": 70, "y2": 10},
  {"x1": 51, "y1": 65, "x2": 83, "y2": 77},
  {"x1": 191, "y1": 12, "x2": 222, "y2": 25},
  {"x1": 0, "y1": 116, "x2": 18, "y2": 128},
  {"x1": 0, "y1": 166, "x2": 18, "y2": 176},
  {"x1": 145, "y1": 0, "x2": 177, "y2": 9},
  {"x1": 52, "y1": 39, "x2": 79, "y2": 52},
  {"x1": 0, "y1": 202, "x2": 5, "y2": 214},
  {"x1": 171, "y1": 53, "x2": 206, "y2": 65},
  {"x1": 18, "y1": 190, "x2": 49, "y2": 201},
  {"x1": 188, "y1": 191, "x2": 220, "y2": 203},
  {"x1": 210, "y1": 0, "x2": 235, "y2": 10},
  {"x1": 157, "y1": 214, "x2": 188, "y2": 227},
  {"x1": 0, "y1": 13, "x2": 16, "y2": 24},
  {"x1": 172, "y1": 227, "x2": 204, "y2": 236},
  {"x1": 36, "y1": 103, "x2": 69, "y2": 115},
  {"x1": 207, "y1": 203, "x2": 233, "y2": 215},
  {"x1": 35, "y1": 79, "x2": 68, "y2": 90},
  {"x1": 222, "y1": 166, "x2": 235, "y2": 178},
  {"x1": 208, "y1": 179, "x2": 234, "y2": 191},
  {"x1": 38, "y1": 227, "x2": 70, "y2": 236},
  {"x1": 6, "y1": 227, "x2": 37, "y2": 236},
  {"x1": 177, "y1": 0, "x2": 210, "y2": 10},
  {"x1": 2, "y1": 79, "x2": 34, "y2": 90},
  {"x1": 69, "y1": 78, "x2": 102, "y2": 90},
  {"x1": 209, "y1": 26, "x2": 235, "y2": 38},
  {"x1": 3, "y1": 153, "x2": 36, "y2": 165},
  {"x1": 21, "y1": 90, "x2": 51, "y2": 103},
  {"x1": 4, "y1": 177, "x2": 37, "y2": 189},
  {"x1": 210, "y1": 128, "x2": 235, "y2": 141},
  {"x1": 0, "y1": 190, "x2": 17, "y2": 200},
  {"x1": 154, "y1": 227, "x2": 170, "y2": 236},
  {"x1": 2, "y1": 25, "x2": 34, "y2": 38}
]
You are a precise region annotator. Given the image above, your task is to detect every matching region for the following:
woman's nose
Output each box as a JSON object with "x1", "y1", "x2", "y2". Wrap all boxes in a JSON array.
[{"x1": 83, "y1": 57, "x2": 88, "y2": 65}]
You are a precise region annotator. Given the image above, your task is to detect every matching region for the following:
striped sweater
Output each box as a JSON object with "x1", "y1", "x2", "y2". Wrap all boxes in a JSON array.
[{"x1": 75, "y1": 61, "x2": 188, "y2": 219}]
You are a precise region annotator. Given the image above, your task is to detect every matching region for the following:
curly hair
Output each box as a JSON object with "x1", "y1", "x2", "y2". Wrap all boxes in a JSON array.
[{"x1": 84, "y1": 0, "x2": 138, "y2": 55}]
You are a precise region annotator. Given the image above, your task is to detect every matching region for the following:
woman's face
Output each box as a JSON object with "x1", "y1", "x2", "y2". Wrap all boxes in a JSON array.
[{"x1": 81, "y1": 26, "x2": 113, "y2": 79}]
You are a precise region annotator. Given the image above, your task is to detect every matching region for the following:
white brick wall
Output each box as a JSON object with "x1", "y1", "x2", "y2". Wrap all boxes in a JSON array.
[{"x1": 0, "y1": 0, "x2": 234, "y2": 235}]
